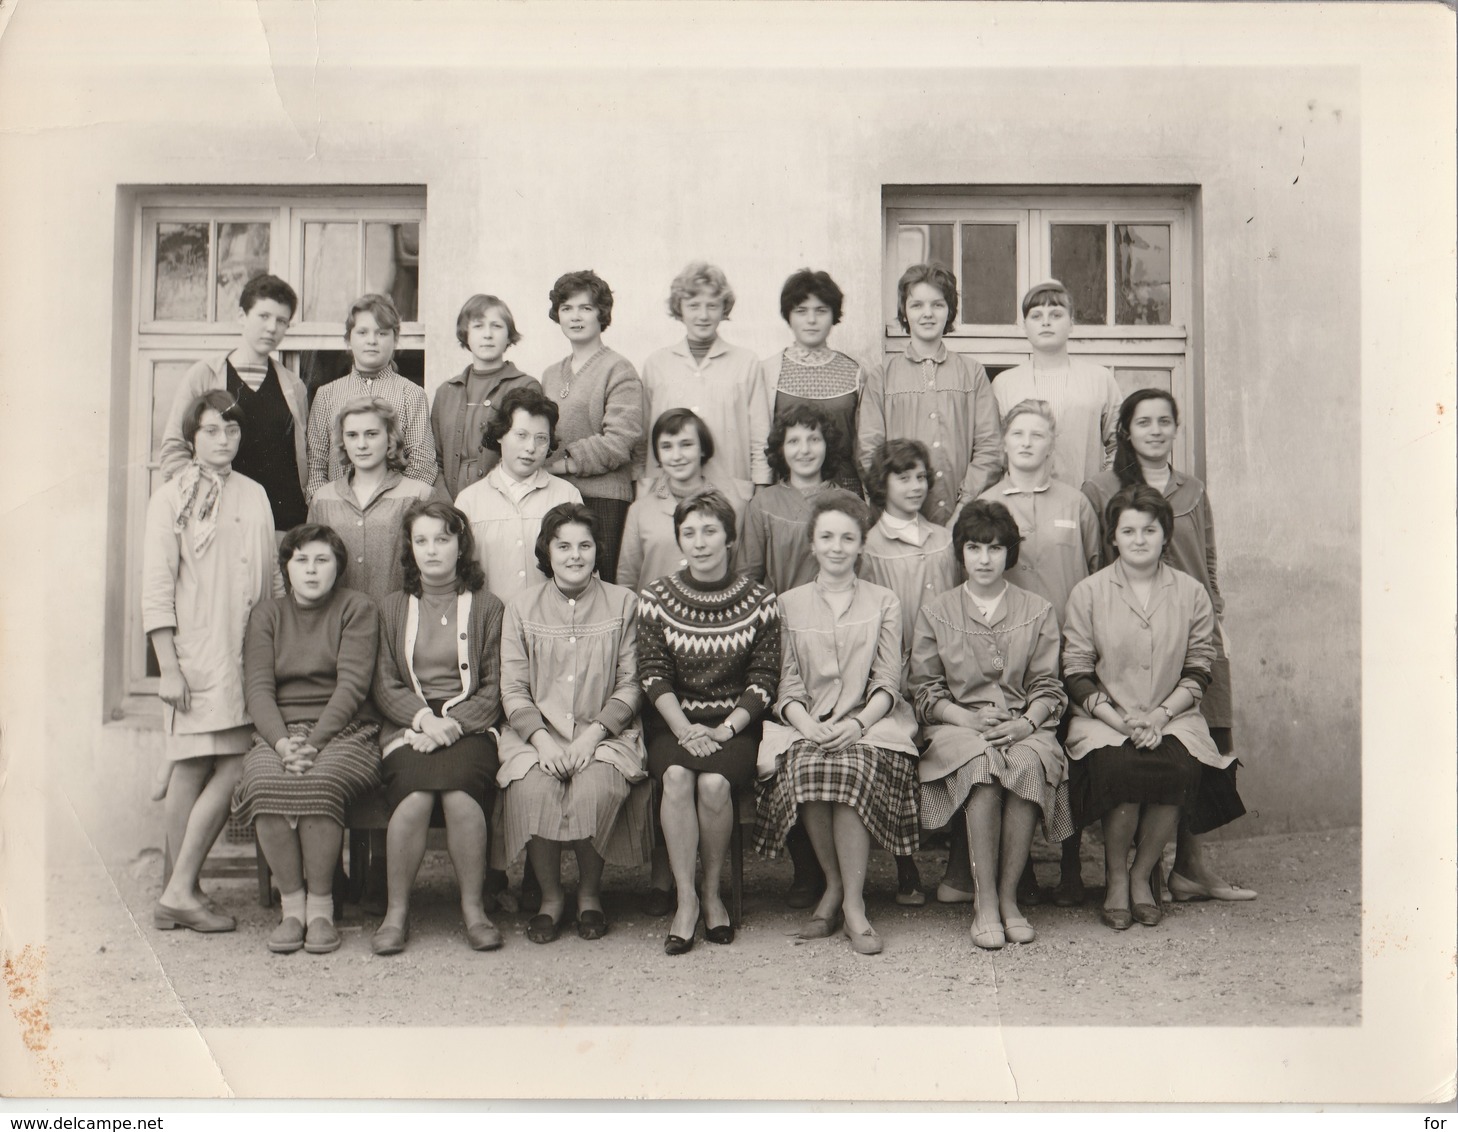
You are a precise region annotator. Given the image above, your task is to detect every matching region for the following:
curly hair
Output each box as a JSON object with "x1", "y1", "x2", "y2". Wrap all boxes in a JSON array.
[
  {"x1": 895, "y1": 262, "x2": 959, "y2": 333},
  {"x1": 863, "y1": 438, "x2": 931, "y2": 512},
  {"x1": 397, "y1": 501, "x2": 486, "y2": 597},
  {"x1": 333, "y1": 396, "x2": 407, "y2": 474},
  {"x1": 534, "y1": 502, "x2": 600, "y2": 579},
  {"x1": 763, "y1": 403, "x2": 846, "y2": 485},
  {"x1": 482, "y1": 386, "x2": 561, "y2": 455},
  {"x1": 548, "y1": 270, "x2": 614, "y2": 332},
  {"x1": 667, "y1": 261, "x2": 735, "y2": 320},
  {"x1": 1113, "y1": 389, "x2": 1180, "y2": 487},
  {"x1": 951, "y1": 500, "x2": 1022, "y2": 571},
  {"x1": 277, "y1": 523, "x2": 348, "y2": 594},
  {"x1": 779, "y1": 268, "x2": 844, "y2": 325}
]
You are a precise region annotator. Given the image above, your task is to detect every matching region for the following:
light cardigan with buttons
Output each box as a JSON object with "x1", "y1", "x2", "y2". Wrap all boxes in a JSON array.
[{"x1": 373, "y1": 587, "x2": 506, "y2": 758}]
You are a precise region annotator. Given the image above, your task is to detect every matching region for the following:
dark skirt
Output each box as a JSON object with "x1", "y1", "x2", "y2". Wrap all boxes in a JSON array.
[
  {"x1": 1069, "y1": 736, "x2": 1202, "y2": 827},
  {"x1": 380, "y1": 729, "x2": 499, "y2": 816},
  {"x1": 581, "y1": 496, "x2": 631, "y2": 584},
  {"x1": 645, "y1": 714, "x2": 760, "y2": 788},
  {"x1": 1188, "y1": 759, "x2": 1246, "y2": 835}
]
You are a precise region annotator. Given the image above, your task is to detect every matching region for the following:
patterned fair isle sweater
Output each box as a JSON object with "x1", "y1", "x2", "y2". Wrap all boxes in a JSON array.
[{"x1": 636, "y1": 568, "x2": 781, "y2": 725}]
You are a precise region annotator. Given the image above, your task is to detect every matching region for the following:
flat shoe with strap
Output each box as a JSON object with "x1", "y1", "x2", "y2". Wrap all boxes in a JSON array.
[
  {"x1": 971, "y1": 923, "x2": 1006, "y2": 950},
  {"x1": 465, "y1": 921, "x2": 503, "y2": 952},
  {"x1": 154, "y1": 901, "x2": 236, "y2": 933},
  {"x1": 371, "y1": 922, "x2": 409, "y2": 956}
]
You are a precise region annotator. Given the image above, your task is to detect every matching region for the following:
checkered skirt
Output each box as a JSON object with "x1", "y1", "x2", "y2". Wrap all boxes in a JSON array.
[
  {"x1": 752, "y1": 740, "x2": 920, "y2": 858},
  {"x1": 919, "y1": 742, "x2": 1075, "y2": 844}
]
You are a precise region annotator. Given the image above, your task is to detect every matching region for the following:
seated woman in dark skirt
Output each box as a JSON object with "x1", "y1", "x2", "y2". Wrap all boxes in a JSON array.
[
  {"x1": 370, "y1": 501, "x2": 506, "y2": 956},
  {"x1": 636, "y1": 489, "x2": 781, "y2": 953},
  {"x1": 1061, "y1": 484, "x2": 1240, "y2": 931}
]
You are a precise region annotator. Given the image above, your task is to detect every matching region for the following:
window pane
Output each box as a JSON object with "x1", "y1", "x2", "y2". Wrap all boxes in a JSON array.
[
  {"x1": 1115, "y1": 224, "x2": 1171, "y2": 325},
  {"x1": 1113, "y1": 367, "x2": 1173, "y2": 402},
  {"x1": 302, "y1": 221, "x2": 360, "y2": 322},
  {"x1": 894, "y1": 223, "x2": 954, "y2": 278},
  {"x1": 960, "y1": 223, "x2": 1017, "y2": 324},
  {"x1": 215, "y1": 222, "x2": 271, "y2": 319},
  {"x1": 364, "y1": 221, "x2": 420, "y2": 321},
  {"x1": 1050, "y1": 224, "x2": 1107, "y2": 324},
  {"x1": 150, "y1": 360, "x2": 199, "y2": 468},
  {"x1": 154, "y1": 222, "x2": 209, "y2": 321}
]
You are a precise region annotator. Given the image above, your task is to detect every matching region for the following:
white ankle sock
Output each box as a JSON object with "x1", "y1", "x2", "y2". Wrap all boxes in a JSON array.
[
  {"x1": 305, "y1": 892, "x2": 334, "y2": 925},
  {"x1": 280, "y1": 889, "x2": 306, "y2": 924}
]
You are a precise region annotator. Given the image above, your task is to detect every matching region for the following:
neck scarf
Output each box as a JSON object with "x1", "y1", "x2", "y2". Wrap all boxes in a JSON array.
[{"x1": 173, "y1": 461, "x2": 226, "y2": 555}]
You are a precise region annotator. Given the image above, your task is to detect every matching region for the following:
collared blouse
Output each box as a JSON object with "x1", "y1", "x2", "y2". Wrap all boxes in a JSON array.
[
  {"x1": 757, "y1": 578, "x2": 919, "y2": 776},
  {"x1": 978, "y1": 475, "x2": 1100, "y2": 628},
  {"x1": 858, "y1": 514, "x2": 960, "y2": 651},
  {"x1": 1061, "y1": 560, "x2": 1227, "y2": 769},
  {"x1": 617, "y1": 473, "x2": 753, "y2": 593},
  {"x1": 455, "y1": 466, "x2": 584, "y2": 606},
  {"x1": 496, "y1": 578, "x2": 646, "y2": 787},
  {"x1": 307, "y1": 470, "x2": 436, "y2": 608}
]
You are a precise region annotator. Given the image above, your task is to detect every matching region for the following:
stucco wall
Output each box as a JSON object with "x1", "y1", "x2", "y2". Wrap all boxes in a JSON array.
[{"x1": 0, "y1": 5, "x2": 1361, "y2": 864}]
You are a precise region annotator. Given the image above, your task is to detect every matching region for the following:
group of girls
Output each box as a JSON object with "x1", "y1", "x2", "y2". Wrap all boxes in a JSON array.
[{"x1": 143, "y1": 261, "x2": 1252, "y2": 961}]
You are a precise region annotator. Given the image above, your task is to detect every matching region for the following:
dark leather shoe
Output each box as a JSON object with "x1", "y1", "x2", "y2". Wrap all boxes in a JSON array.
[
  {"x1": 304, "y1": 917, "x2": 342, "y2": 953},
  {"x1": 154, "y1": 901, "x2": 236, "y2": 933},
  {"x1": 1100, "y1": 905, "x2": 1134, "y2": 932},
  {"x1": 465, "y1": 921, "x2": 503, "y2": 952},
  {"x1": 576, "y1": 909, "x2": 608, "y2": 941},
  {"x1": 526, "y1": 913, "x2": 561, "y2": 944},
  {"x1": 267, "y1": 917, "x2": 306, "y2": 954},
  {"x1": 664, "y1": 932, "x2": 695, "y2": 956},
  {"x1": 371, "y1": 922, "x2": 408, "y2": 956},
  {"x1": 641, "y1": 887, "x2": 676, "y2": 917},
  {"x1": 1131, "y1": 902, "x2": 1163, "y2": 927},
  {"x1": 704, "y1": 922, "x2": 735, "y2": 945}
]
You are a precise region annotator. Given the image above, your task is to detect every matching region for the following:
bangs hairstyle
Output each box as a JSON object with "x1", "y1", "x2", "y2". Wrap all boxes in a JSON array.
[
  {"x1": 672, "y1": 488, "x2": 738, "y2": 550},
  {"x1": 182, "y1": 389, "x2": 244, "y2": 452},
  {"x1": 864, "y1": 438, "x2": 931, "y2": 511},
  {"x1": 398, "y1": 500, "x2": 485, "y2": 596},
  {"x1": 764, "y1": 403, "x2": 847, "y2": 485},
  {"x1": 1105, "y1": 483, "x2": 1174, "y2": 550},
  {"x1": 952, "y1": 500, "x2": 1022, "y2": 571},
  {"x1": 1113, "y1": 388, "x2": 1180, "y2": 487},
  {"x1": 534, "y1": 502, "x2": 600, "y2": 578},
  {"x1": 779, "y1": 268, "x2": 844, "y2": 325},
  {"x1": 548, "y1": 270, "x2": 615, "y2": 331},
  {"x1": 456, "y1": 293, "x2": 521, "y2": 348},
  {"x1": 483, "y1": 387, "x2": 560, "y2": 454},
  {"x1": 333, "y1": 395, "x2": 407, "y2": 473},
  {"x1": 651, "y1": 408, "x2": 716, "y2": 466},
  {"x1": 668, "y1": 261, "x2": 735, "y2": 320},
  {"x1": 806, "y1": 488, "x2": 873, "y2": 543},
  {"x1": 1001, "y1": 397, "x2": 1058, "y2": 437},
  {"x1": 895, "y1": 262, "x2": 959, "y2": 333},
  {"x1": 277, "y1": 523, "x2": 349, "y2": 594},
  {"x1": 238, "y1": 273, "x2": 298, "y2": 318},
  {"x1": 1020, "y1": 281, "x2": 1073, "y2": 318},
  {"x1": 344, "y1": 292, "x2": 403, "y2": 338}
]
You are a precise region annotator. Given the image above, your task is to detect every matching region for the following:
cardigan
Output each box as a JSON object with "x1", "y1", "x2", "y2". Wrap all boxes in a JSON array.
[
  {"x1": 430, "y1": 361, "x2": 541, "y2": 499},
  {"x1": 373, "y1": 586, "x2": 505, "y2": 756},
  {"x1": 640, "y1": 338, "x2": 773, "y2": 485},
  {"x1": 541, "y1": 347, "x2": 644, "y2": 503},
  {"x1": 636, "y1": 568, "x2": 781, "y2": 724}
]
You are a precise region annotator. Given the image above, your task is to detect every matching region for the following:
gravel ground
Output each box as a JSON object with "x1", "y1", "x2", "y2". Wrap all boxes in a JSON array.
[{"x1": 46, "y1": 824, "x2": 1359, "y2": 1029}]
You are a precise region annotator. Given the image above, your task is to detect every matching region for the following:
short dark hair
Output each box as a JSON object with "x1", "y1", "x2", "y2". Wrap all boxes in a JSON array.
[
  {"x1": 456, "y1": 293, "x2": 521, "y2": 348},
  {"x1": 238, "y1": 274, "x2": 298, "y2": 318},
  {"x1": 398, "y1": 501, "x2": 486, "y2": 597},
  {"x1": 673, "y1": 488, "x2": 738, "y2": 551},
  {"x1": 650, "y1": 408, "x2": 716, "y2": 466},
  {"x1": 952, "y1": 500, "x2": 1022, "y2": 571},
  {"x1": 483, "y1": 387, "x2": 560, "y2": 454},
  {"x1": 764, "y1": 403, "x2": 847, "y2": 485},
  {"x1": 548, "y1": 270, "x2": 614, "y2": 332},
  {"x1": 779, "y1": 268, "x2": 844, "y2": 325},
  {"x1": 181, "y1": 389, "x2": 245, "y2": 453},
  {"x1": 1105, "y1": 483, "x2": 1175, "y2": 550},
  {"x1": 277, "y1": 523, "x2": 349, "y2": 594},
  {"x1": 864, "y1": 438, "x2": 931, "y2": 511},
  {"x1": 806, "y1": 488, "x2": 873, "y2": 543},
  {"x1": 895, "y1": 262, "x2": 959, "y2": 333},
  {"x1": 534, "y1": 502, "x2": 600, "y2": 578},
  {"x1": 344, "y1": 292, "x2": 402, "y2": 338},
  {"x1": 1020, "y1": 281, "x2": 1073, "y2": 319},
  {"x1": 1113, "y1": 388, "x2": 1181, "y2": 487}
]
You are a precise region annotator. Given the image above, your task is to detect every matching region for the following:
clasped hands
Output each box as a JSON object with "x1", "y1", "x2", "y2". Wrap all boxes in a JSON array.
[
  {"x1": 536, "y1": 732, "x2": 597, "y2": 780},
  {"x1": 1120, "y1": 708, "x2": 1168, "y2": 750},
  {"x1": 945, "y1": 703, "x2": 1035, "y2": 747},
  {"x1": 675, "y1": 721, "x2": 736, "y2": 760},
  {"x1": 274, "y1": 735, "x2": 319, "y2": 775},
  {"x1": 405, "y1": 713, "x2": 464, "y2": 754},
  {"x1": 795, "y1": 715, "x2": 864, "y2": 754}
]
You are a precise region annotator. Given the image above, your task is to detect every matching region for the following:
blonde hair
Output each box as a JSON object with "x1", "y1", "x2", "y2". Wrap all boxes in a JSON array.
[
  {"x1": 333, "y1": 395, "x2": 407, "y2": 473},
  {"x1": 667, "y1": 261, "x2": 735, "y2": 320},
  {"x1": 1000, "y1": 397, "x2": 1058, "y2": 438}
]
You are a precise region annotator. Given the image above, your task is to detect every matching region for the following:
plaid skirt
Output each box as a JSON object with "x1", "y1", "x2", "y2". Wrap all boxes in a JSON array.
[
  {"x1": 233, "y1": 719, "x2": 381, "y2": 828},
  {"x1": 502, "y1": 761, "x2": 652, "y2": 867},
  {"x1": 919, "y1": 743, "x2": 1075, "y2": 845},
  {"x1": 753, "y1": 740, "x2": 920, "y2": 858}
]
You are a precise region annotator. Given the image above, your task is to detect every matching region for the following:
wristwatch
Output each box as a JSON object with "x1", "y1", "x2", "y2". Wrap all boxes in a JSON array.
[{"x1": 723, "y1": 718, "x2": 738, "y2": 737}]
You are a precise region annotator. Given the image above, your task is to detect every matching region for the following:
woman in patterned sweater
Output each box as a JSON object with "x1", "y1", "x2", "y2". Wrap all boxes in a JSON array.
[{"x1": 637, "y1": 489, "x2": 781, "y2": 954}]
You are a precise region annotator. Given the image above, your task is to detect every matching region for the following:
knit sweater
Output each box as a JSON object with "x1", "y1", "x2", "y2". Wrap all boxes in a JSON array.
[
  {"x1": 243, "y1": 587, "x2": 380, "y2": 751},
  {"x1": 540, "y1": 347, "x2": 643, "y2": 502},
  {"x1": 636, "y1": 568, "x2": 781, "y2": 723}
]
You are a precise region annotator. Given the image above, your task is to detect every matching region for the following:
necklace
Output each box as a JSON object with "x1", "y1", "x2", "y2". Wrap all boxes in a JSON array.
[{"x1": 558, "y1": 345, "x2": 607, "y2": 400}]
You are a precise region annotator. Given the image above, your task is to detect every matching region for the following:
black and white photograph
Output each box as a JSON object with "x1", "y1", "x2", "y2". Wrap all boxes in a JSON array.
[{"x1": 0, "y1": 0, "x2": 1452, "y2": 1106}]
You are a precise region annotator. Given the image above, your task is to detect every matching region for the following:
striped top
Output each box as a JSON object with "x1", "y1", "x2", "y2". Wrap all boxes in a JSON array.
[
  {"x1": 636, "y1": 568, "x2": 781, "y2": 724},
  {"x1": 305, "y1": 366, "x2": 436, "y2": 501}
]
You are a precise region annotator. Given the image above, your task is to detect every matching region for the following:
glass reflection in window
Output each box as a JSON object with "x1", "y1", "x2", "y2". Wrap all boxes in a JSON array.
[
  {"x1": 364, "y1": 222, "x2": 420, "y2": 322},
  {"x1": 961, "y1": 223, "x2": 1016, "y2": 324},
  {"x1": 155, "y1": 223, "x2": 209, "y2": 321},
  {"x1": 302, "y1": 221, "x2": 361, "y2": 323},
  {"x1": 1115, "y1": 224, "x2": 1171, "y2": 325},
  {"x1": 216, "y1": 223, "x2": 271, "y2": 319},
  {"x1": 1049, "y1": 224, "x2": 1107, "y2": 324}
]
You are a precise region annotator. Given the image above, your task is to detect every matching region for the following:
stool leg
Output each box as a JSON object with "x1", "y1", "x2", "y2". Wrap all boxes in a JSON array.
[
  {"x1": 256, "y1": 835, "x2": 273, "y2": 908},
  {"x1": 333, "y1": 852, "x2": 348, "y2": 920},
  {"x1": 730, "y1": 788, "x2": 744, "y2": 928}
]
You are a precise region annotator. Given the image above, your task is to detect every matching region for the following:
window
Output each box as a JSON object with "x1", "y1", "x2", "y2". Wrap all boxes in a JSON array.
[
  {"x1": 112, "y1": 188, "x2": 427, "y2": 714},
  {"x1": 883, "y1": 187, "x2": 1198, "y2": 471}
]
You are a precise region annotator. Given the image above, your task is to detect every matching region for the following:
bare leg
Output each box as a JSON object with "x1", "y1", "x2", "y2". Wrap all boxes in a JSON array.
[
  {"x1": 1131, "y1": 804, "x2": 1180, "y2": 907},
  {"x1": 441, "y1": 791, "x2": 490, "y2": 927},
  {"x1": 526, "y1": 837, "x2": 566, "y2": 924},
  {"x1": 696, "y1": 773, "x2": 733, "y2": 931},
  {"x1": 159, "y1": 756, "x2": 242, "y2": 909},
  {"x1": 799, "y1": 801, "x2": 844, "y2": 922},
  {"x1": 659, "y1": 766, "x2": 701, "y2": 940},
  {"x1": 830, "y1": 804, "x2": 874, "y2": 935},
  {"x1": 162, "y1": 760, "x2": 209, "y2": 893},
  {"x1": 254, "y1": 814, "x2": 303, "y2": 893},
  {"x1": 997, "y1": 794, "x2": 1038, "y2": 924},
  {"x1": 381, "y1": 792, "x2": 433, "y2": 930},
  {"x1": 298, "y1": 816, "x2": 343, "y2": 896},
  {"x1": 965, "y1": 784, "x2": 1004, "y2": 934},
  {"x1": 1100, "y1": 803, "x2": 1139, "y2": 913},
  {"x1": 151, "y1": 761, "x2": 175, "y2": 803}
]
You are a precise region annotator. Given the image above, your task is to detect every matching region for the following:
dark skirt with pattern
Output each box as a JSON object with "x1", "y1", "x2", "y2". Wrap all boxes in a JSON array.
[
  {"x1": 502, "y1": 761, "x2": 652, "y2": 867},
  {"x1": 645, "y1": 714, "x2": 760, "y2": 788},
  {"x1": 1069, "y1": 736, "x2": 1202, "y2": 828},
  {"x1": 380, "y1": 730, "x2": 500, "y2": 816},
  {"x1": 581, "y1": 496, "x2": 631, "y2": 584},
  {"x1": 753, "y1": 740, "x2": 921, "y2": 858},
  {"x1": 920, "y1": 744, "x2": 1075, "y2": 845},
  {"x1": 234, "y1": 719, "x2": 381, "y2": 828}
]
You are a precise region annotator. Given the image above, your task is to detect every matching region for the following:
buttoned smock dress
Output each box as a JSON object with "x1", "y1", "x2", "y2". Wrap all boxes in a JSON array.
[
  {"x1": 908, "y1": 582, "x2": 1073, "y2": 842},
  {"x1": 307, "y1": 469, "x2": 437, "y2": 609},
  {"x1": 735, "y1": 480, "x2": 838, "y2": 598},
  {"x1": 753, "y1": 579, "x2": 921, "y2": 858},
  {"x1": 636, "y1": 568, "x2": 781, "y2": 787},
  {"x1": 616, "y1": 473, "x2": 753, "y2": 594},
  {"x1": 373, "y1": 583, "x2": 506, "y2": 815},
  {"x1": 1061, "y1": 560, "x2": 1239, "y2": 832},
  {"x1": 496, "y1": 578, "x2": 652, "y2": 865}
]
